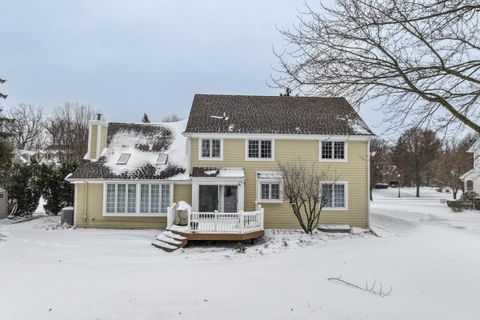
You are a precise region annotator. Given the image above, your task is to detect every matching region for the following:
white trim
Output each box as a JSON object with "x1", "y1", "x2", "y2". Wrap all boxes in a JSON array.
[
  {"x1": 86, "y1": 123, "x2": 93, "y2": 160},
  {"x1": 68, "y1": 178, "x2": 192, "y2": 184},
  {"x1": 321, "y1": 181, "x2": 349, "y2": 211},
  {"x1": 245, "y1": 139, "x2": 275, "y2": 161},
  {"x1": 319, "y1": 139, "x2": 348, "y2": 163},
  {"x1": 184, "y1": 132, "x2": 374, "y2": 141},
  {"x1": 367, "y1": 139, "x2": 371, "y2": 227},
  {"x1": 191, "y1": 178, "x2": 245, "y2": 212},
  {"x1": 198, "y1": 138, "x2": 224, "y2": 161}
]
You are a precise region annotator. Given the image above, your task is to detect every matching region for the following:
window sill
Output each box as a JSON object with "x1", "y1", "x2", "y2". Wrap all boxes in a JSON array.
[
  {"x1": 246, "y1": 158, "x2": 275, "y2": 161},
  {"x1": 319, "y1": 158, "x2": 347, "y2": 163},
  {"x1": 322, "y1": 207, "x2": 348, "y2": 211},
  {"x1": 198, "y1": 157, "x2": 223, "y2": 161},
  {"x1": 257, "y1": 199, "x2": 283, "y2": 204},
  {"x1": 103, "y1": 212, "x2": 167, "y2": 217}
]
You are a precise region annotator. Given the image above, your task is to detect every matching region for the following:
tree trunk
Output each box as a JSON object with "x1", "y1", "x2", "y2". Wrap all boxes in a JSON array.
[
  {"x1": 370, "y1": 187, "x2": 373, "y2": 201},
  {"x1": 416, "y1": 184, "x2": 420, "y2": 197},
  {"x1": 453, "y1": 190, "x2": 457, "y2": 200}
]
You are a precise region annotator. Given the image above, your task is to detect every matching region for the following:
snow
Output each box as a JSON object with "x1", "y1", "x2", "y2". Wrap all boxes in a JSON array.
[
  {"x1": 1, "y1": 187, "x2": 480, "y2": 319},
  {"x1": 217, "y1": 168, "x2": 244, "y2": 178},
  {"x1": 257, "y1": 171, "x2": 282, "y2": 179},
  {"x1": 176, "y1": 200, "x2": 192, "y2": 211},
  {"x1": 103, "y1": 120, "x2": 188, "y2": 176}
]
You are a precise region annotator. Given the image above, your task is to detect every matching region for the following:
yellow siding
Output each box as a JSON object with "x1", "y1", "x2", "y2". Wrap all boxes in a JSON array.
[
  {"x1": 174, "y1": 184, "x2": 192, "y2": 204},
  {"x1": 89, "y1": 125, "x2": 98, "y2": 160},
  {"x1": 99, "y1": 125, "x2": 107, "y2": 153},
  {"x1": 190, "y1": 138, "x2": 369, "y2": 228},
  {"x1": 74, "y1": 183, "x2": 167, "y2": 229}
]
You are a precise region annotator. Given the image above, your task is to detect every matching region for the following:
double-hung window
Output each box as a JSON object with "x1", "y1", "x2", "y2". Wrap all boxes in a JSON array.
[
  {"x1": 320, "y1": 141, "x2": 346, "y2": 161},
  {"x1": 257, "y1": 171, "x2": 283, "y2": 203},
  {"x1": 321, "y1": 182, "x2": 347, "y2": 209},
  {"x1": 200, "y1": 139, "x2": 222, "y2": 160},
  {"x1": 247, "y1": 139, "x2": 273, "y2": 160},
  {"x1": 105, "y1": 183, "x2": 171, "y2": 215}
]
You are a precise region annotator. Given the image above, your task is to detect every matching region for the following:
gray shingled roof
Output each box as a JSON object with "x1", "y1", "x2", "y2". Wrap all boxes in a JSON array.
[
  {"x1": 185, "y1": 94, "x2": 373, "y2": 135},
  {"x1": 70, "y1": 159, "x2": 185, "y2": 180}
]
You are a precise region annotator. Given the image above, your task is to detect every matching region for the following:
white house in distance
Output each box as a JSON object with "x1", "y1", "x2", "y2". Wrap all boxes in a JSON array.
[{"x1": 461, "y1": 140, "x2": 480, "y2": 193}]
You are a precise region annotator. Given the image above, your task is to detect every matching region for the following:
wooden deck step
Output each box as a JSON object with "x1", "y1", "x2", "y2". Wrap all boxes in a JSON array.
[{"x1": 151, "y1": 231, "x2": 188, "y2": 252}]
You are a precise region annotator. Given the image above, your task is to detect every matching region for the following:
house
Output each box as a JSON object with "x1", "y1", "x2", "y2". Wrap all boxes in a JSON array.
[
  {"x1": 461, "y1": 140, "x2": 480, "y2": 193},
  {"x1": 0, "y1": 187, "x2": 7, "y2": 219},
  {"x1": 68, "y1": 94, "x2": 374, "y2": 244}
]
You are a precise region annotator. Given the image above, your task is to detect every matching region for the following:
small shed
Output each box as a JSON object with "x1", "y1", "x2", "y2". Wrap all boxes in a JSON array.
[{"x1": 0, "y1": 187, "x2": 8, "y2": 219}]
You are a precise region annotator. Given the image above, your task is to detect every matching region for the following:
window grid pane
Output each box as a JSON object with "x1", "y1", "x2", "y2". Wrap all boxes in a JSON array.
[
  {"x1": 248, "y1": 140, "x2": 259, "y2": 158},
  {"x1": 106, "y1": 184, "x2": 116, "y2": 213},
  {"x1": 150, "y1": 184, "x2": 160, "y2": 213},
  {"x1": 334, "y1": 142, "x2": 345, "y2": 159},
  {"x1": 322, "y1": 142, "x2": 332, "y2": 159},
  {"x1": 211, "y1": 140, "x2": 221, "y2": 158},
  {"x1": 261, "y1": 183, "x2": 270, "y2": 200},
  {"x1": 127, "y1": 184, "x2": 136, "y2": 213},
  {"x1": 270, "y1": 183, "x2": 280, "y2": 200},
  {"x1": 322, "y1": 184, "x2": 333, "y2": 207},
  {"x1": 260, "y1": 140, "x2": 272, "y2": 158},
  {"x1": 140, "y1": 184, "x2": 149, "y2": 213},
  {"x1": 160, "y1": 184, "x2": 170, "y2": 213},
  {"x1": 116, "y1": 184, "x2": 126, "y2": 213},
  {"x1": 334, "y1": 184, "x2": 345, "y2": 207},
  {"x1": 201, "y1": 140, "x2": 210, "y2": 158}
]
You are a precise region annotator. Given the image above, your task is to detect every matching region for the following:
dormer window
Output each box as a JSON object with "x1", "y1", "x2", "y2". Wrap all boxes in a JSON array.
[
  {"x1": 199, "y1": 139, "x2": 223, "y2": 160},
  {"x1": 117, "y1": 153, "x2": 131, "y2": 165},
  {"x1": 156, "y1": 153, "x2": 168, "y2": 165}
]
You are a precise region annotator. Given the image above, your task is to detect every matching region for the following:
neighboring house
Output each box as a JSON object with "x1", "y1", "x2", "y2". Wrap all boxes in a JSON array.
[
  {"x1": 461, "y1": 140, "x2": 480, "y2": 193},
  {"x1": 68, "y1": 94, "x2": 374, "y2": 241},
  {"x1": 39, "y1": 144, "x2": 72, "y2": 164}
]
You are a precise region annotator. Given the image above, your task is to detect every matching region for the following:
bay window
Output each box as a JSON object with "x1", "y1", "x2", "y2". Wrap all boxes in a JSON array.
[{"x1": 104, "y1": 183, "x2": 172, "y2": 215}]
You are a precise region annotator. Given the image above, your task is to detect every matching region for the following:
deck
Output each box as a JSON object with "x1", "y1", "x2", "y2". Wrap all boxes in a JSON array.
[{"x1": 166, "y1": 204, "x2": 265, "y2": 241}]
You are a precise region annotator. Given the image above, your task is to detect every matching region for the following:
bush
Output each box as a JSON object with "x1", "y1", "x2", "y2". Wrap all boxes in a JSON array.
[
  {"x1": 6, "y1": 163, "x2": 42, "y2": 216},
  {"x1": 39, "y1": 163, "x2": 77, "y2": 215}
]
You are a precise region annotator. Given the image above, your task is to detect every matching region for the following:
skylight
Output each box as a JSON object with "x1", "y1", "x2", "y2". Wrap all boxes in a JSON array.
[
  {"x1": 117, "y1": 153, "x2": 131, "y2": 165},
  {"x1": 156, "y1": 153, "x2": 168, "y2": 165}
]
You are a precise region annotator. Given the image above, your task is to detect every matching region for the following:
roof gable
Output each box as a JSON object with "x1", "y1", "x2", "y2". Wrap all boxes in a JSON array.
[{"x1": 185, "y1": 94, "x2": 374, "y2": 136}]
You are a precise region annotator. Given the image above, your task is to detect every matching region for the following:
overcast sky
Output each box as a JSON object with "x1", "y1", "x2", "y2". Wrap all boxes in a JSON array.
[{"x1": 0, "y1": 0, "x2": 384, "y2": 134}]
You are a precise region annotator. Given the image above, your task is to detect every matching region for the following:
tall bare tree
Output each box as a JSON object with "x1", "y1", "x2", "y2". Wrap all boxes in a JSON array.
[
  {"x1": 392, "y1": 128, "x2": 441, "y2": 197},
  {"x1": 161, "y1": 114, "x2": 181, "y2": 122},
  {"x1": 45, "y1": 103, "x2": 97, "y2": 163},
  {"x1": 279, "y1": 161, "x2": 336, "y2": 233},
  {"x1": 274, "y1": 0, "x2": 480, "y2": 133},
  {"x1": 4, "y1": 104, "x2": 45, "y2": 150}
]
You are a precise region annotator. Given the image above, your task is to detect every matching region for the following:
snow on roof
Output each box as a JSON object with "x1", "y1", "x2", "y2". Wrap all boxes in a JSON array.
[
  {"x1": 217, "y1": 168, "x2": 244, "y2": 178},
  {"x1": 257, "y1": 171, "x2": 283, "y2": 179},
  {"x1": 103, "y1": 120, "x2": 188, "y2": 176}
]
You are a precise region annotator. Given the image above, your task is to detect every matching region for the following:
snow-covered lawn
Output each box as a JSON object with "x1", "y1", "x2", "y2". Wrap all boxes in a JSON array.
[{"x1": 1, "y1": 187, "x2": 480, "y2": 319}]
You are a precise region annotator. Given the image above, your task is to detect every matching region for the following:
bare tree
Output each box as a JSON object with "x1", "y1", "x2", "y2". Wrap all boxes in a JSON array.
[
  {"x1": 161, "y1": 114, "x2": 181, "y2": 122},
  {"x1": 142, "y1": 113, "x2": 151, "y2": 123},
  {"x1": 45, "y1": 103, "x2": 97, "y2": 163},
  {"x1": 274, "y1": 0, "x2": 480, "y2": 133},
  {"x1": 4, "y1": 104, "x2": 45, "y2": 150},
  {"x1": 370, "y1": 138, "x2": 393, "y2": 200},
  {"x1": 0, "y1": 78, "x2": 6, "y2": 99},
  {"x1": 392, "y1": 127, "x2": 441, "y2": 197},
  {"x1": 278, "y1": 161, "x2": 336, "y2": 233}
]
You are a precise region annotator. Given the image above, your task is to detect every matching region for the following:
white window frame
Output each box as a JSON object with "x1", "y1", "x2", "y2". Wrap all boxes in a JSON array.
[
  {"x1": 319, "y1": 139, "x2": 348, "y2": 162},
  {"x1": 245, "y1": 139, "x2": 275, "y2": 161},
  {"x1": 320, "y1": 181, "x2": 348, "y2": 211},
  {"x1": 256, "y1": 178, "x2": 283, "y2": 203},
  {"x1": 103, "y1": 182, "x2": 174, "y2": 217},
  {"x1": 198, "y1": 138, "x2": 223, "y2": 160}
]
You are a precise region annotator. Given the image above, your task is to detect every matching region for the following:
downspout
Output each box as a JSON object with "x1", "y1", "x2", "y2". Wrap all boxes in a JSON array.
[
  {"x1": 84, "y1": 182, "x2": 89, "y2": 228},
  {"x1": 367, "y1": 139, "x2": 371, "y2": 228}
]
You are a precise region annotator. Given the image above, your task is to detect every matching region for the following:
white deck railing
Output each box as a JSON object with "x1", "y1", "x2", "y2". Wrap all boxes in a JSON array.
[{"x1": 187, "y1": 205, "x2": 264, "y2": 233}]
